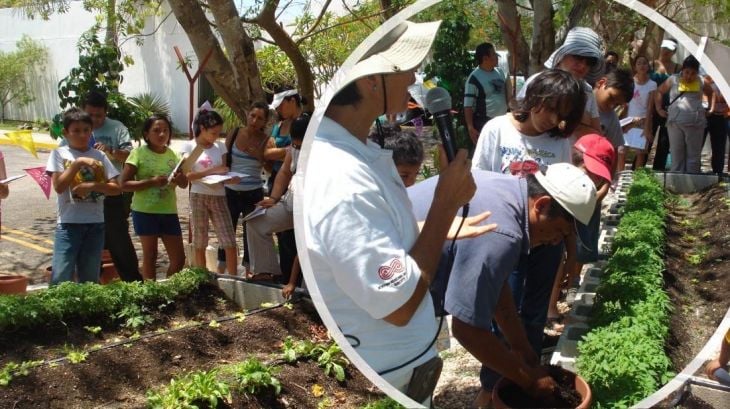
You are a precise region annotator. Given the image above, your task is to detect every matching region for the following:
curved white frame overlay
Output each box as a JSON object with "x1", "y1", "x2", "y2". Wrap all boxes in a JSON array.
[{"x1": 293, "y1": 1, "x2": 729, "y2": 407}]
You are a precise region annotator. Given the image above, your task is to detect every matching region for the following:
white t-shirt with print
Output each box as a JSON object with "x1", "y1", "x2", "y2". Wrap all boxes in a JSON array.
[
  {"x1": 473, "y1": 114, "x2": 572, "y2": 174},
  {"x1": 179, "y1": 140, "x2": 227, "y2": 196},
  {"x1": 46, "y1": 146, "x2": 119, "y2": 224},
  {"x1": 303, "y1": 116, "x2": 438, "y2": 392},
  {"x1": 627, "y1": 78, "x2": 657, "y2": 118}
]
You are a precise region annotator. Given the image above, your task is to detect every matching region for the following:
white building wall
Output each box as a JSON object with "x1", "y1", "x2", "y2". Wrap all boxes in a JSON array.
[{"x1": 0, "y1": 1, "x2": 197, "y2": 132}]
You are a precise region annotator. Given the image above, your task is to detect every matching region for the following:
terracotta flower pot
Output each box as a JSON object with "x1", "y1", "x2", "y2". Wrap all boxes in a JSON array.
[
  {"x1": 492, "y1": 366, "x2": 592, "y2": 409},
  {"x1": 0, "y1": 275, "x2": 29, "y2": 294},
  {"x1": 99, "y1": 263, "x2": 119, "y2": 285}
]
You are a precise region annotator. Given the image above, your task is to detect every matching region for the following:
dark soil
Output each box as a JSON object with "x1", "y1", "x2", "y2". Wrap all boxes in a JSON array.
[
  {"x1": 0, "y1": 283, "x2": 382, "y2": 408},
  {"x1": 497, "y1": 365, "x2": 583, "y2": 408},
  {"x1": 664, "y1": 183, "x2": 730, "y2": 371}
]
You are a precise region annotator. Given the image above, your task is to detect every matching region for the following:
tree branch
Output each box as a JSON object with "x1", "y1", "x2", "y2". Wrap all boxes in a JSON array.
[
  {"x1": 300, "y1": 0, "x2": 333, "y2": 39},
  {"x1": 296, "y1": 8, "x2": 387, "y2": 44},
  {"x1": 118, "y1": 10, "x2": 174, "y2": 47}
]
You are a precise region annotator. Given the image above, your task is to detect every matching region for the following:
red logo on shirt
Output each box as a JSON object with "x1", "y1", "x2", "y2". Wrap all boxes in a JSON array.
[{"x1": 378, "y1": 258, "x2": 404, "y2": 280}]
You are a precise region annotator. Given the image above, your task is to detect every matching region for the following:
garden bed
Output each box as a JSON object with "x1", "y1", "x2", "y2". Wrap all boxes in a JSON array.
[
  {"x1": 0, "y1": 271, "x2": 383, "y2": 408},
  {"x1": 664, "y1": 183, "x2": 730, "y2": 372}
]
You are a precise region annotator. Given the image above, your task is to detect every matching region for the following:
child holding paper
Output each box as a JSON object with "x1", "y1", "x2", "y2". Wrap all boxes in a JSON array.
[
  {"x1": 179, "y1": 109, "x2": 239, "y2": 275},
  {"x1": 617, "y1": 55, "x2": 657, "y2": 171},
  {"x1": 46, "y1": 108, "x2": 120, "y2": 284},
  {"x1": 120, "y1": 114, "x2": 188, "y2": 280}
]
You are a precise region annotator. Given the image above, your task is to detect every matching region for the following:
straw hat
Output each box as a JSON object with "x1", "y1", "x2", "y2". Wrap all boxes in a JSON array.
[{"x1": 335, "y1": 20, "x2": 442, "y2": 93}]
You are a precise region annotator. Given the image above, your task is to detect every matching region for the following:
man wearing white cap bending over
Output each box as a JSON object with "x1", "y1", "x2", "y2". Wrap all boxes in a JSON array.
[{"x1": 409, "y1": 163, "x2": 597, "y2": 407}]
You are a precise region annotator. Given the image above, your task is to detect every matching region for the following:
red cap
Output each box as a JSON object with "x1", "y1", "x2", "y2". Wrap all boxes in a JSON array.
[{"x1": 574, "y1": 134, "x2": 615, "y2": 183}]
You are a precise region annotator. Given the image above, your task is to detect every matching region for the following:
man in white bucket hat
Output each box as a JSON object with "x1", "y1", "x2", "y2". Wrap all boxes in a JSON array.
[{"x1": 302, "y1": 19, "x2": 495, "y2": 405}]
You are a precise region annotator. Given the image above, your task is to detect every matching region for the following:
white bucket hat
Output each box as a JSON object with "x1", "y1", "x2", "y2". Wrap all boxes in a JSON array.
[
  {"x1": 335, "y1": 20, "x2": 442, "y2": 93},
  {"x1": 535, "y1": 163, "x2": 597, "y2": 225},
  {"x1": 544, "y1": 27, "x2": 605, "y2": 85},
  {"x1": 270, "y1": 89, "x2": 299, "y2": 110}
]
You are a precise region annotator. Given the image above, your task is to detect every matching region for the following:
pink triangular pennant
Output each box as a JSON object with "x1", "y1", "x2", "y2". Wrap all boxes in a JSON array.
[{"x1": 24, "y1": 166, "x2": 52, "y2": 199}]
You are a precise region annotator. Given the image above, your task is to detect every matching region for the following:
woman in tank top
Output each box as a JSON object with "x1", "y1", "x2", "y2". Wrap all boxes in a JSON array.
[{"x1": 216, "y1": 101, "x2": 273, "y2": 274}]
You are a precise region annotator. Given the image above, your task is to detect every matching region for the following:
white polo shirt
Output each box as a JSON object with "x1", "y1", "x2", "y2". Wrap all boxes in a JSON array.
[{"x1": 303, "y1": 116, "x2": 438, "y2": 390}]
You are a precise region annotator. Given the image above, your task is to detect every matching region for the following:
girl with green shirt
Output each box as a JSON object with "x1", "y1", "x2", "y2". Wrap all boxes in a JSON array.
[{"x1": 120, "y1": 115, "x2": 188, "y2": 280}]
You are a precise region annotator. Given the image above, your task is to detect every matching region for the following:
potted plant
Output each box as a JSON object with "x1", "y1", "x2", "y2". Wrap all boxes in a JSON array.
[
  {"x1": 492, "y1": 365, "x2": 591, "y2": 409},
  {"x1": 0, "y1": 274, "x2": 28, "y2": 294}
]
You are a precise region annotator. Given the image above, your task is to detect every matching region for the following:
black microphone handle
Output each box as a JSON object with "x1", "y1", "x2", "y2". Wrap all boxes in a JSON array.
[{"x1": 433, "y1": 111, "x2": 457, "y2": 163}]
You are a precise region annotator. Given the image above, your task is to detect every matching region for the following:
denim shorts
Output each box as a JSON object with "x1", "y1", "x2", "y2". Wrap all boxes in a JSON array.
[{"x1": 131, "y1": 211, "x2": 182, "y2": 236}]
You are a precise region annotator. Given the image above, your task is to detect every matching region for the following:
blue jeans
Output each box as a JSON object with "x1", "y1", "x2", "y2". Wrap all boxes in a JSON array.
[
  {"x1": 480, "y1": 243, "x2": 564, "y2": 390},
  {"x1": 51, "y1": 223, "x2": 105, "y2": 285}
]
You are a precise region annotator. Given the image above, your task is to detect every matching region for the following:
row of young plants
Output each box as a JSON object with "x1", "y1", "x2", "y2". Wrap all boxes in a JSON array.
[
  {"x1": 0, "y1": 268, "x2": 210, "y2": 332},
  {"x1": 145, "y1": 335, "x2": 351, "y2": 408},
  {"x1": 576, "y1": 169, "x2": 674, "y2": 408}
]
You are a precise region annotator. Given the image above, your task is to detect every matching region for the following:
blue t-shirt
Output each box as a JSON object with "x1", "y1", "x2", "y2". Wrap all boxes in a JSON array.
[{"x1": 407, "y1": 170, "x2": 531, "y2": 329}]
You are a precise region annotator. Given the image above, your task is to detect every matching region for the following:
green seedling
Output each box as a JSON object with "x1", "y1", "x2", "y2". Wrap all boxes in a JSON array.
[
  {"x1": 225, "y1": 358, "x2": 281, "y2": 395},
  {"x1": 146, "y1": 369, "x2": 231, "y2": 408},
  {"x1": 0, "y1": 360, "x2": 43, "y2": 386},
  {"x1": 116, "y1": 305, "x2": 154, "y2": 330},
  {"x1": 65, "y1": 347, "x2": 88, "y2": 364},
  {"x1": 83, "y1": 325, "x2": 102, "y2": 335}
]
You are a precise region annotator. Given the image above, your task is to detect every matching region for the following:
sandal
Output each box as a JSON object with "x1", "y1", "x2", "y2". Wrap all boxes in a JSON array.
[{"x1": 545, "y1": 316, "x2": 565, "y2": 334}]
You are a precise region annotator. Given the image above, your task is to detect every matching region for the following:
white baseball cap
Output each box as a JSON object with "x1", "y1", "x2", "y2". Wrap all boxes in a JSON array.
[
  {"x1": 535, "y1": 163, "x2": 597, "y2": 225},
  {"x1": 270, "y1": 89, "x2": 299, "y2": 110},
  {"x1": 335, "y1": 20, "x2": 442, "y2": 93},
  {"x1": 661, "y1": 39, "x2": 677, "y2": 51}
]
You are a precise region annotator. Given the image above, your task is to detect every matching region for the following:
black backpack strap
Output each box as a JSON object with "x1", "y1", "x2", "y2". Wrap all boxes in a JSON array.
[{"x1": 225, "y1": 127, "x2": 240, "y2": 168}]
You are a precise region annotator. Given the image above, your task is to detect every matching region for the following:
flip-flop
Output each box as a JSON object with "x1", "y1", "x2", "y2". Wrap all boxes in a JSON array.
[{"x1": 247, "y1": 273, "x2": 274, "y2": 282}]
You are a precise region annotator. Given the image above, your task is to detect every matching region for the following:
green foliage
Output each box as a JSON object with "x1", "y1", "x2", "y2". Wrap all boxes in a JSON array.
[
  {"x1": 57, "y1": 30, "x2": 124, "y2": 109},
  {"x1": 313, "y1": 342, "x2": 349, "y2": 382},
  {"x1": 0, "y1": 268, "x2": 210, "y2": 333},
  {"x1": 55, "y1": 30, "x2": 144, "y2": 141},
  {"x1": 0, "y1": 360, "x2": 43, "y2": 387},
  {"x1": 280, "y1": 336, "x2": 349, "y2": 382},
  {"x1": 577, "y1": 169, "x2": 673, "y2": 407},
  {"x1": 146, "y1": 369, "x2": 231, "y2": 409},
  {"x1": 83, "y1": 325, "x2": 102, "y2": 335},
  {"x1": 361, "y1": 397, "x2": 406, "y2": 409},
  {"x1": 423, "y1": 18, "x2": 472, "y2": 113},
  {"x1": 0, "y1": 35, "x2": 47, "y2": 122},
  {"x1": 225, "y1": 358, "x2": 281, "y2": 396},
  {"x1": 281, "y1": 335, "x2": 316, "y2": 363},
  {"x1": 116, "y1": 304, "x2": 154, "y2": 330},
  {"x1": 128, "y1": 92, "x2": 171, "y2": 135},
  {"x1": 213, "y1": 97, "x2": 244, "y2": 133},
  {"x1": 64, "y1": 346, "x2": 89, "y2": 364}
]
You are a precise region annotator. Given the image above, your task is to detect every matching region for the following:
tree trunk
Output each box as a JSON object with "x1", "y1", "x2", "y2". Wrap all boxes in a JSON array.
[
  {"x1": 168, "y1": 0, "x2": 260, "y2": 123},
  {"x1": 257, "y1": 0, "x2": 315, "y2": 112},
  {"x1": 104, "y1": 0, "x2": 118, "y2": 47},
  {"x1": 495, "y1": 0, "x2": 530, "y2": 76},
  {"x1": 530, "y1": 1, "x2": 555, "y2": 74},
  {"x1": 555, "y1": 0, "x2": 591, "y2": 46}
]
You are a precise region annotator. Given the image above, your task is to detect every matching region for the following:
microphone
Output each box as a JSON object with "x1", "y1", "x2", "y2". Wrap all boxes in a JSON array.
[{"x1": 424, "y1": 87, "x2": 457, "y2": 163}]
